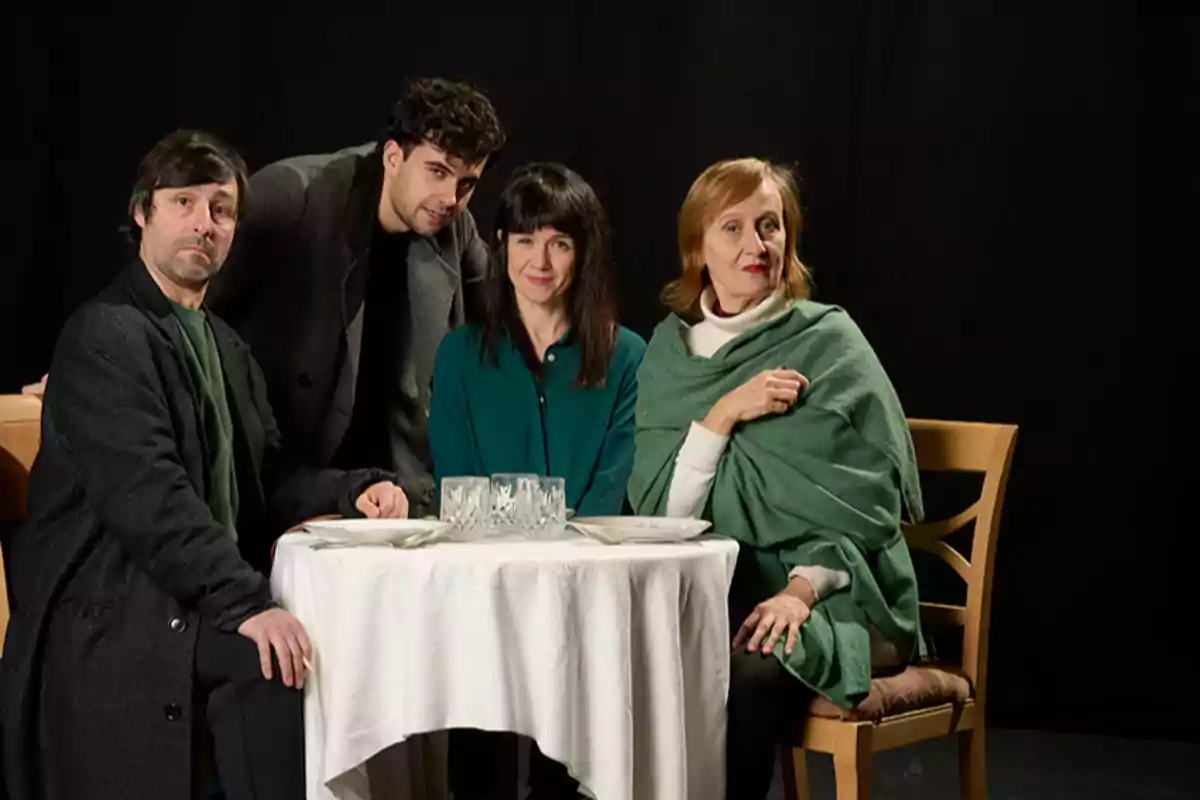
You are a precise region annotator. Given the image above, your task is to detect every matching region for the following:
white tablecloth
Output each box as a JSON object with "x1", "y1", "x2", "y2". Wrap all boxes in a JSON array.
[{"x1": 270, "y1": 531, "x2": 740, "y2": 800}]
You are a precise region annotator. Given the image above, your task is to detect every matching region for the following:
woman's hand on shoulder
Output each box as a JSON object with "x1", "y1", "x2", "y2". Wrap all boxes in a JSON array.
[{"x1": 700, "y1": 368, "x2": 808, "y2": 435}]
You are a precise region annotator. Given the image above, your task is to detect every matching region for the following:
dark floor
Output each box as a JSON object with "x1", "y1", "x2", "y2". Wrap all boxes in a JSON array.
[{"x1": 766, "y1": 728, "x2": 1199, "y2": 799}]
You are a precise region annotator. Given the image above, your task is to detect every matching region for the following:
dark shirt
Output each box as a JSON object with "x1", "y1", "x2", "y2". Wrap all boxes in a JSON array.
[{"x1": 333, "y1": 226, "x2": 413, "y2": 472}]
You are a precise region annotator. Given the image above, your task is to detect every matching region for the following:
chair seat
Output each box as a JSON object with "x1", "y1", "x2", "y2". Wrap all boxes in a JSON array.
[{"x1": 808, "y1": 663, "x2": 973, "y2": 722}]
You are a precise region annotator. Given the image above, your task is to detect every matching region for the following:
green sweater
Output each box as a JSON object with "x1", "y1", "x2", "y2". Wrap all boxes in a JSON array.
[
  {"x1": 169, "y1": 301, "x2": 239, "y2": 540},
  {"x1": 429, "y1": 323, "x2": 646, "y2": 515},
  {"x1": 628, "y1": 300, "x2": 924, "y2": 708}
]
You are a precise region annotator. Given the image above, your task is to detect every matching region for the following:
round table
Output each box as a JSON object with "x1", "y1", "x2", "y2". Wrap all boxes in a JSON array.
[{"x1": 270, "y1": 529, "x2": 739, "y2": 800}]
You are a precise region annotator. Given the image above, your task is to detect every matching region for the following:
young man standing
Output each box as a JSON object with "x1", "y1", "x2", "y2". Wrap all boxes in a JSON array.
[
  {"x1": 208, "y1": 77, "x2": 506, "y2": 519},
  {"x1": 0, "y1": 130, "x2": 407, "y2": 800}
]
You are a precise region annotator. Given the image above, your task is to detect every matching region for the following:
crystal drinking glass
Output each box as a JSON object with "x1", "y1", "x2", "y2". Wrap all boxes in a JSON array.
[
  {"x1": 439, "y1": 477, "x2": 491, "y2": 541},
  {"x1": 535, "y1": 476, "x2": 567, "y2": 538},
  {"x1": 489, "y1": 473, "x2": 539, "y2": 535}
]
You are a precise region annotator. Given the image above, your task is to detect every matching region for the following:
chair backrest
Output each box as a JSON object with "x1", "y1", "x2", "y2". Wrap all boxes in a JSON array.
[
  {"x1": 1, "y1": 394, "x2": 42, "y2": 522},
  {"x1": 0, "y1": 394, "x2": 43, "y2": 649},
  {"x1": 903, "y1": 418, "x2": 1018, "y2": 709}
]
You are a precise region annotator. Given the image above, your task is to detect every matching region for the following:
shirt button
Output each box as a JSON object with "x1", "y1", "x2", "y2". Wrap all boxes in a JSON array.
[
  {"x1": 547, "y1": 353, "x2": 556, "y2": 363},
  {"x1": 169, "y1": 617, "x2": 187, "y2": 633},
  {"x1": 164, "y1": 703, "x2": 183, "y2": 722}
]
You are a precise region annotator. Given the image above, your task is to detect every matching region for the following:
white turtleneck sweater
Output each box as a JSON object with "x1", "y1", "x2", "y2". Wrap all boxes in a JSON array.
[{"x1": 666, "y1": 287, "x2": 851, "y2": 603}]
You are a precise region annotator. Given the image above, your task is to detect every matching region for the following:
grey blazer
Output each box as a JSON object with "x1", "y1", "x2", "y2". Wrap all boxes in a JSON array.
[{"x1": 208, "y1": 143, "x2": 488, "y2": 515}]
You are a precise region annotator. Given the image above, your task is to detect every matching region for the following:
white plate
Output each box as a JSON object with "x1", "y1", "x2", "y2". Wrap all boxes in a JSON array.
[
  {"x1": 303, "y1": 518, "x2": 451, "y2": 546},
  {"x1": 568, "y1": 516, "x2": 712, "y2": 544}
]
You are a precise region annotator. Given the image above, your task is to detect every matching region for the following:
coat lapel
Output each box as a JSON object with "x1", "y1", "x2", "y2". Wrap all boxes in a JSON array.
[
  {"x1": 407, "y1": 238, "x2": 459, "y2": 404},
  {"x1": 323, "y1": 150, "x2": 382, "y2": 459},
  {"x1": 208, "y1": 318, "x2": 268, "y2": 518},
  {"x1": 120, "y1": 262, "x2": 212, "y2": 484}
]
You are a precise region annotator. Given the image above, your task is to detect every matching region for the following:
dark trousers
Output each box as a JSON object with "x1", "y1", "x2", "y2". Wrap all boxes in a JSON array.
[
  {"x1": 726, "y1": 648, "x2": 810, "y2": 800},
  {"x1": 726, "y1": 555, "x2": 812, "y2": 800},
  {"x1": 192, "y1": 622, "x2": 304, "y2": 800},
  {"x1": 448, "y1": 728, "x2": 581, "y2": 799}
]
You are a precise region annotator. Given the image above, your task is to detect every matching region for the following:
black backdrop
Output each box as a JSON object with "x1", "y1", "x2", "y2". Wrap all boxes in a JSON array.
[{"x1": 3, "y1": 6, "x2": 1194, "y2": 740}]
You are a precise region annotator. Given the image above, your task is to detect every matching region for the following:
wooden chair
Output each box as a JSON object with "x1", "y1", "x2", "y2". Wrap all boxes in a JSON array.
[
  {"x1": 781, "y1": 418, "x2": 1018, "y2": 800},
  {"x1": 0, "y1": 394, "x2": 44, "y2": 649}
]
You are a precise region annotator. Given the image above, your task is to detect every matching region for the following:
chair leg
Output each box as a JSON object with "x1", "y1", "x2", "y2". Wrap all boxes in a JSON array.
[
  {"x1": 832, "y1": 725, "x2": 872, "y2": 800},
  {"x1": 958, "y1": 723, "x2": 987, "y2": 800},
  {"x1": 779, "y1": 746, "x2": 810, "y2": 800}
]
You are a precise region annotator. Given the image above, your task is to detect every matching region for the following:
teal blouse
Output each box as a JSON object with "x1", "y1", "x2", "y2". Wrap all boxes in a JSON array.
[{"x1": 429, "y1": 323, "x2": 646, "y2": 515}]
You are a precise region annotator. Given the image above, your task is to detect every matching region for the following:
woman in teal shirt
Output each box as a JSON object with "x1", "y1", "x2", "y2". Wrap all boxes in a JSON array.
[
  {"x1": 429, "y1": 162, "x2": 645, "y2": 518},
  {"x1": 430, "y1": 162, "x2": 644, "y2": 799}
]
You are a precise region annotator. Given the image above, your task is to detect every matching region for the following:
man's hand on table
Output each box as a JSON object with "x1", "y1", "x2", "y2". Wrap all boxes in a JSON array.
[{"x1": 355, "y1": 481, "x2": 409, "y2": 518}]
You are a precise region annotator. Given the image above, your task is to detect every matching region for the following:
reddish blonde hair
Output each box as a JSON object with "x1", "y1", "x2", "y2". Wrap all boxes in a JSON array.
[{"x1": 663, "y1": 157, "x2": 812, "y2": 320}]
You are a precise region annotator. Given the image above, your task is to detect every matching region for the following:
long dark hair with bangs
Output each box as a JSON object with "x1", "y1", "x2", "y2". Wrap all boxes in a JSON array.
[{"x1": 480, "y1": 163, "x2": 618, "y2": 388}]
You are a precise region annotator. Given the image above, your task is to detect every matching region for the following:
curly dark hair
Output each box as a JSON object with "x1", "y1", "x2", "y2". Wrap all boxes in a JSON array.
[
  {"x1": 123, "y1": 129, "x2": 248, "y2": 245},
  {"x1": 480, "y1": 163, "x2": 618, "y2": 388},
  {"x1": 380, "y1": 77, "x2": 506, "y2": 166}
]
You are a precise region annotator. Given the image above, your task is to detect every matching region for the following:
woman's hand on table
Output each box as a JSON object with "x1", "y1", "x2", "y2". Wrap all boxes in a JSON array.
[
  {"x1": 355, "y1": 481, "x2": 409, "y2": 518},
  {"x1": 731, "y1": 586, "x2": 813, "y2": 657},
  {"x1": 700, "y1": 368, "x2": 808, "y2": 436}
]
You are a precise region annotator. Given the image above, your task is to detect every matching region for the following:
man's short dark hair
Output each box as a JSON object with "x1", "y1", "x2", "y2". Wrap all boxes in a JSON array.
[
  {"x1": 124, "y1": 129, "x2": 249, "y2": 244},
  {"x1": 380, "y1": 77, "x2": 506, "y2": 167}
]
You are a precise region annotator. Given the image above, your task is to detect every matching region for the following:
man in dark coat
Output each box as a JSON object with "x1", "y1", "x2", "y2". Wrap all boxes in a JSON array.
[
  {"x1": 0, "y1": 130, "x2": 408, "y2": 800},
  {"x1": 207, "y1": 77, "x2": 507, "y2": 519}
]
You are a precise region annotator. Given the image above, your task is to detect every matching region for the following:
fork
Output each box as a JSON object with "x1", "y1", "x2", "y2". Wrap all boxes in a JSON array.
[{"x1": 307, "y1": 529, "x2": 443, "y2": 551}]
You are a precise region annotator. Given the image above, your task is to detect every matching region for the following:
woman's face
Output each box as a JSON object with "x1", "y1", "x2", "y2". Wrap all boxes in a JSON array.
[
  {"x1": 701, "y1": 181, "x2": 785, "y2": 313},
  {"x1": 506, "y1": 226, "x2": 575, "y2": 309}
]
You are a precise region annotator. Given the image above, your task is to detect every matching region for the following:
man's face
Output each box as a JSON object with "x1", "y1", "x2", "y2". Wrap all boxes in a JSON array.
[
  {"x1": 380, "y1": 140, "x2": 486, "y2": 236},
  {"x1": 134, "y1": 181, "x2": 238, "y2": 290}
]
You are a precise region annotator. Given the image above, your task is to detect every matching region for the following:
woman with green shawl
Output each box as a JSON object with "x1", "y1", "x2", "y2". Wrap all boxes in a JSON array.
[{"x1": 628, "y1": 158, "x2": 925, "y2": 798}]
